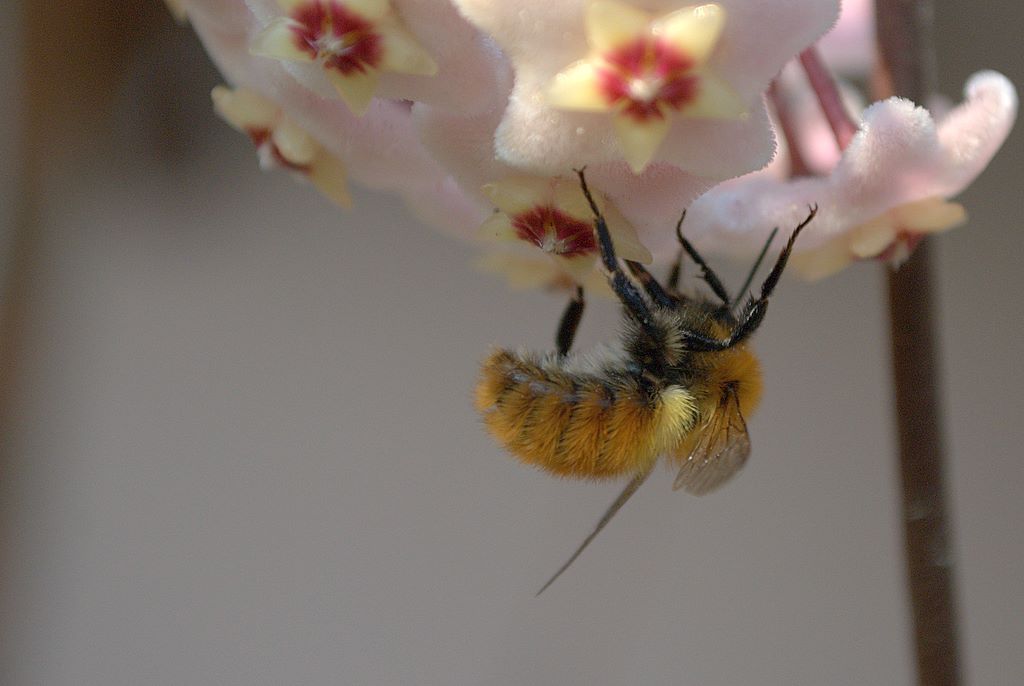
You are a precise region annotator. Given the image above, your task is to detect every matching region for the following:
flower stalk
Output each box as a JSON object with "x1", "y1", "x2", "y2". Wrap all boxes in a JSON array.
[
  {"x1": 875, "y1": 1, "x2": 962, "y2": 685},
  {"x1": 767, "y1": 78, "x2": 813, "y2": 177},
  {"x1": 799, "y1": 46, "x2": 858, "y2": 150}
]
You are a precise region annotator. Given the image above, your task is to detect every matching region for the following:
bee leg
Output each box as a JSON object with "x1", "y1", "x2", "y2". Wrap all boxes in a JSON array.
[
  {"x1": 625, "y1": 260, "x2": 677, "y2": 309},
  {"x1": 666, "y1": 211, "x2": 686, "y2": 293},
  {"x1": 723, "y1": 205, "x2": 818, "y2": 347},
  {"x1": 673, "y1": 213, "x2": 731, "y2": 306},
  {"x1": 574, "y1": 169, "x2": 656, "y2": 331},
  {"x1": 679, "y1": 206, "x2": 817, "y2": 352},
  {"x1": 731, "y1": 227, "x2": 779, "y2": 310},
  {"x1": 556, "y1": 286, "x2": 585, "y2": 356}
]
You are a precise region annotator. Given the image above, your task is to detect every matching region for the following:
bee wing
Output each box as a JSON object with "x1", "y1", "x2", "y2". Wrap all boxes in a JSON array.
[{"x1": 672, "y1": 389, "x2": 751, "y2": 496}]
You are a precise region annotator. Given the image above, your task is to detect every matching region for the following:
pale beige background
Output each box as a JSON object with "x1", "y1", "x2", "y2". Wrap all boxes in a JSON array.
[{"x1": 2, "y1": 3, "x2": 1022, "y2": 685}]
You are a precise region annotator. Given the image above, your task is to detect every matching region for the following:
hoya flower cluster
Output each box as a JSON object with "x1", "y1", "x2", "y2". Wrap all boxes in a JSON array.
[{"x1": 176, "y1": 0, "x2": 1016, "y2": 289}]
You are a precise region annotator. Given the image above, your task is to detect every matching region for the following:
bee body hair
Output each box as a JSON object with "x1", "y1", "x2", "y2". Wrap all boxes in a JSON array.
[{"x1": 476, "y1": 344, "x2": 700, "y2": 479}]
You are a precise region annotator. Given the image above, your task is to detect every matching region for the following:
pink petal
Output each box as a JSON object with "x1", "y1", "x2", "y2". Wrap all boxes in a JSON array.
[
  {"x1": 246, "y1": 0, "x2": 509, "y2": 113},
  {"x1": 453, "y1": 0, "x2": 836, "y2": 178},
  {"x1": 191, "y1": 15, "x2": 445, "y2": 192},
  {"x1": 401, "y1": 175, "x2": 492, "y2": 240},
  {"x1": 583, "y1": 163, "x2": 713, "y2": 257},
  {"x1": 709, "y1": 0, "x2": 840, "y2": 100},
  {"x1": 491, "y1": 66, "x2": 778, "y2": 178},
  {"x1": 935, "y1": 71, "x2": 1019, "y2": 192},
  {"x1": 816, "y1": 0, "x2": 875, "y2": 76},
  {"x1": 682, "y1": 72, "x2": 1018, "y2": 262},
  {"x1": 412, "y1": 100, "x2": 513, "y2": 206}
]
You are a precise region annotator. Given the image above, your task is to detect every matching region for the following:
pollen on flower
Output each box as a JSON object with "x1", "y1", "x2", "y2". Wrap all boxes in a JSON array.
[{"x1": 251, "y1": 0, "x2": 438, "y2": 115}]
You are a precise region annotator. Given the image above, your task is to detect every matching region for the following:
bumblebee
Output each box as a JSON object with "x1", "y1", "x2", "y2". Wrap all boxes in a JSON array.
[{"x1": 475, "y1": 170, "x2": 816, "y2": 593}]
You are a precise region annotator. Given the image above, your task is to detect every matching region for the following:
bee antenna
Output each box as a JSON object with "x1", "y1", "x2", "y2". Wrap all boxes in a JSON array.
[{"x1": 732, "y1": 227, "x2": 779, "y2": 312}]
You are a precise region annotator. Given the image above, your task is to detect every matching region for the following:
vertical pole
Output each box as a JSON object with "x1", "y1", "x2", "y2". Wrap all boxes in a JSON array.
[{"x1": 875, "y1": 2, "x2": 962, "y2": 684}]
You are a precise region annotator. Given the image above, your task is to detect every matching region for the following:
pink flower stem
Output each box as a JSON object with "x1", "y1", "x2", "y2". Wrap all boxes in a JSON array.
[
  {"x1": 799, "y1": 47, "x2": 858, "y2": 151},
  {"x1": 875, "y1": 2, "x2": 962, "y2": 685},
  {"x1": 767, "y1": 79, "x2": 812, "y2": 178}
]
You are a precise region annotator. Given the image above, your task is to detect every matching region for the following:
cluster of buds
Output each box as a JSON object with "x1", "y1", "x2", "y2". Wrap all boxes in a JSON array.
[{"x1": 173, "y1": 0, "x2": 1016, "y2": 291}]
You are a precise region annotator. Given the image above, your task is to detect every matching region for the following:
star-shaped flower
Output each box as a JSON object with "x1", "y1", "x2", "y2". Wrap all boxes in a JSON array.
[
  {"x1": 212, "y1": 85, "x2": 352, "y2": 207},
  {"x1": 452, "y1": 0, "x2": 838, "y2": 178},
  {"x1": 683, "y1": 71, "x2": 1017, "y2": 279},
  {"x1": 547, "y1": 1, "x2": 744, "y2": 172},
  {"x1": 251, "y1": 0, "x2": 438, "y2": 115},
  {"x1": 480, "y1": 176, "x2": 651, "y2": 283}
]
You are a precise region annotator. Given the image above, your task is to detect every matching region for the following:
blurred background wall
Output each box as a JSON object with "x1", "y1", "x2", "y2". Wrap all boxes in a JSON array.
[{"x1": 1, "y1": 2, "x2": 1021, "y2": 685}]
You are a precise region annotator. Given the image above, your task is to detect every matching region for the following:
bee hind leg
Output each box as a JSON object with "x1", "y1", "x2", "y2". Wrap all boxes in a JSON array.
[{"x1": 556, "y1": 286, "x2": 585, "y2": 356}]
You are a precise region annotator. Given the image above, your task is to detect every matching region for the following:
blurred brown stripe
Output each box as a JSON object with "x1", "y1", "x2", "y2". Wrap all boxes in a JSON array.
[{"x1": 0, "y1": 0, "x2": 166, "y2": 521}]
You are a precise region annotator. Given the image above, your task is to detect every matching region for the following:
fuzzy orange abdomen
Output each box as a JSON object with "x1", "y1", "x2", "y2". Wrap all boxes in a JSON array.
[{"x1": 475, "y1": 350, "x2": 699, "y2": 479}]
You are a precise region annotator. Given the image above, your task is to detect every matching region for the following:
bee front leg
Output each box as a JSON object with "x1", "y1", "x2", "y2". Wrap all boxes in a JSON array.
[
  {"x1": 574, "y1": 169, "x2": 655, "y2": 330},
  {"x1": 674, "y1": 211, "x2": 731, "y2": 306},
  {"x1": 625, "y1": 260, "x2": 677, "y2": 309}
]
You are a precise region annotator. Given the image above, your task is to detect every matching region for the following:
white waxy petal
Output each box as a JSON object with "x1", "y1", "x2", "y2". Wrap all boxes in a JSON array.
[
  {"x1": 339, "y1": 0, "x2": 390, "y2": 21},
  {"x1": 586, "y1": 0, "x2": 652, "y2": 53},
  {"x1": 550, "y1": 179, "x2": 651, "y2": 263},
  {"x1": 547, "y1": 60, "x2": 609, "y2": 112},
  {"x1": 848, "y1": 221, "x2": 897, "y2": 258},
  {"x1": 475, "y1": 252, "x2": 566, "y2": 291},
  {"x1": 211, "y1": 86, "x2": 279, "y2": 131},
  {"x1": 895, "y1": 198, "x2": 967, "y2": 232},
  {"x1": 654, "y1": 3, "x2": 725, "y2": 66},
  {"x1": 791, "y1": 241, "x2": 853, "y2": 281},
  {"x1": 479, "y1": 211, "x2": 519, "y2": 241},
  {"x1": 483, "y1": 177, "x2": 551, "y2": 216},
  {"x1": 604, "y1": 205, "x2": 653, "y2": 263},
  {"x1": 378, "y1": 24, "x2": 439, "y2": 76},
  {"x1": 275, "y1": 0, "x2": 387, "y2": 20},
  {"x1": 475, "y1": 251, "x2": 615, "y2": 297},
  {"x1": 551, "y1": 178, "x2": 599, "y2": 220},
  {"x1": 276, "y1": 0, "x2": 311, "y2": 14},
  {"x1": 271, "y1": 118, "x2": 318, "y2": 165},
  {"x1": 558, "y1": 253, "x2": 600, "y2": 283},
  {"x1": 682, "y1": 71, "x2": 746, "y2": 119},
  {"x1": 324, "y1": 67, "x2": 380, "y2": 115},
  {"x1": 308, "y1": 151, "x2": 353, "y2": 208},
  {"x1": 251, "y1": 18, "x2": 315, "y2": 63},
  {"x1": 613, "y1": 113, "x2": 670, "y2": 173}
]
